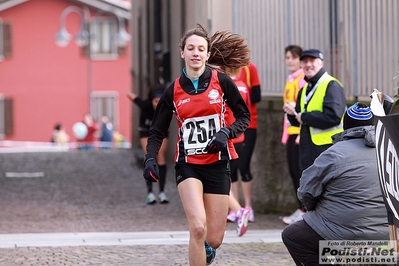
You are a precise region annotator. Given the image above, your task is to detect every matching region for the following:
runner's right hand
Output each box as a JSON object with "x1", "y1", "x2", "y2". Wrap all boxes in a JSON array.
[{"x1": 143, "y1": 157, "x2": 159, "y2": 182}]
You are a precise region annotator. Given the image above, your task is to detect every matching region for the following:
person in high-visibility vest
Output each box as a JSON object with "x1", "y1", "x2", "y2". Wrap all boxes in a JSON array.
[
  {"x1": 284, "y1": 48, "x2": 346, "y2": 171},
  {"x1": 282, "y1": 49, "x2": 346, "y2": 224}
]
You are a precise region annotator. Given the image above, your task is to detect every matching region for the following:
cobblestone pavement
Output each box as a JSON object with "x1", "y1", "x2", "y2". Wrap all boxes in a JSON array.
[{"x1": 0, "y1": 150, "x2": 294, "y2": 265}]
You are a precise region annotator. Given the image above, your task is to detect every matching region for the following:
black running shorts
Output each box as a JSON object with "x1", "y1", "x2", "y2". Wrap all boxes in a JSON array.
[{"x1": 175, "y1": 161, "x2": 231, "y2": 195}]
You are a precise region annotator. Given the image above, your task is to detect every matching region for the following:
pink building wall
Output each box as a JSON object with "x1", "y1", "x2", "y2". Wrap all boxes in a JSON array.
[{"x1": 0, "y1": 0, "x2": 132, "y2": 143}]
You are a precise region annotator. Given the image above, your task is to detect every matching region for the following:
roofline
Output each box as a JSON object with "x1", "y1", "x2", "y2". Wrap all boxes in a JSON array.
[
  {"x1": 72, "y1": 0, "x2": 131, "y2": 20},
  {"x1": 0, "y1": 0, "x2": 28, "y2": 12},
  {"x1": 0, "y1": 0, "x2": 131, "y2": 20}
]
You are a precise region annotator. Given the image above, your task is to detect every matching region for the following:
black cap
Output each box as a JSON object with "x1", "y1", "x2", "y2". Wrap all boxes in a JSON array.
[{"x1": 300, "y1": 49, "x2": 324, "y2": 61}]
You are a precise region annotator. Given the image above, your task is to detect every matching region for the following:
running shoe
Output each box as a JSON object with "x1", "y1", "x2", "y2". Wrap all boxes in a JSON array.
[
  {"x1": 204, "y1": 240, "x2": 216, "y2": 265},
  {"x1": 158, "y1": 192, "x2": 169, "y2": 204},
  {"x1": 248, "y1": 208, "x2": 255, "y2": 222},
  {"x1": 227, "y1": 209, "x2": 237, "y2": 222},
  {"x1": 146, "y1": 192, "x2": 156, "y2": 205},
  {"x1": 281, "y1": 209, "x2": 304, "y2": 225},
  {"x1": 236, "y1": 208, "x2": 250, "y2": 237}
]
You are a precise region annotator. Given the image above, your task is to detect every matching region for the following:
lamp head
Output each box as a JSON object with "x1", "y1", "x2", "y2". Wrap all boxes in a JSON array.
[
  {"x1": 75, "y1": 29, "x2": 89, "y2": 47},
  {"x1": 114, "y1": 14, "x2": 131, "y2": 47},
  {"x1": 115, "y1": 27, "x2": 131, "y2": 47},
  {"x1": 55, "y1": 27, "x2": 72, "y2": 47}
]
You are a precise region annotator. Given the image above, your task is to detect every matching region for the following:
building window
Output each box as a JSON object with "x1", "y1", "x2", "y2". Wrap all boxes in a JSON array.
[
  {"x1": 0, "y1": 95, "x2": 13, "y2": 138},
  {"x1": 90, "y1": 91, "x2": 118, "y2": 130},
  {"x1": 90, "y1": 18, "x2": 118, "y2": 59},
  {"x1": 0, "y1": 95, "x2": 4, "y2": 138},
  {"x1": 0, "y1": 20, "x2": 12, "y2": 61}
]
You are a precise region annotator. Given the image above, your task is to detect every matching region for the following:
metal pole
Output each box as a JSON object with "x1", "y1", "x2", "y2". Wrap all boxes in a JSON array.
[
  {"x1": 207, "y1": 0, "x2": 212, "y2": 33},
  {"x1": 87, "y1": 39, "x2": 92, "y2": 113},
  {"x1": 0, "y1": 18, "x2": 4, "y2": 60},
  {"x1": 82, "y1": 7, "x2": 92, "y2": 113}
]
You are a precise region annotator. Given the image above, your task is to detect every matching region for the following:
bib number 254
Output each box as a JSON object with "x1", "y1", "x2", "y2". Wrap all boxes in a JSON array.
[{"x1": 183, "y1": 114, "x2": 220, "y2": 155}]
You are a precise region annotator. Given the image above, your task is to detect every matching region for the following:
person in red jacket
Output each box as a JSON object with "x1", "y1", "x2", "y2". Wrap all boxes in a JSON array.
[
  {"x1": 78, "y1": 112, "x2": 99, "y2": 150},
  {"x1": 225, "y1": 66, "x2": 252, "y2": 237},
  {"x1": 229, "y1": 61, "x2": 262, "y2": 223}
]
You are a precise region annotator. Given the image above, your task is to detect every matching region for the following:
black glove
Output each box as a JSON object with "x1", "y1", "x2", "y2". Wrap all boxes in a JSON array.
[
  {"x1": 205, "y1": 128, "x2": 230, "y2": 154},
  {"x1": 143, "y1": 157, "x2": 160, "y2": 182}
]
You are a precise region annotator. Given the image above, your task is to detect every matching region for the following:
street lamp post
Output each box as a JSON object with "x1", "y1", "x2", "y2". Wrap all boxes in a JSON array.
[
  {"x1": 55, "y1": 5, "x2": 131, "y2": 113},
  {"x1": 55, "y1": 6, "x2": 91, "y2": 111}
]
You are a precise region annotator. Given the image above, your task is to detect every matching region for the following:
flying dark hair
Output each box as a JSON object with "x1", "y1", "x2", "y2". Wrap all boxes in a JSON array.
[{"x1": 179, "y1": 23, "x2": 250, "y2": 71}]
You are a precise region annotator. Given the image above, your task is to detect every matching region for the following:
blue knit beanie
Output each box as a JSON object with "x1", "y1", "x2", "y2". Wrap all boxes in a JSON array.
[{"x1": 343, "y1": 102, "x2": 374, "y2": 130}]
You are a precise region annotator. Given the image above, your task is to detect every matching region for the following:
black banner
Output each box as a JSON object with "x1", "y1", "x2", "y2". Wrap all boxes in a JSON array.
[{"x1": 375, "y1": 113, "x2": 399, "y2": 226}]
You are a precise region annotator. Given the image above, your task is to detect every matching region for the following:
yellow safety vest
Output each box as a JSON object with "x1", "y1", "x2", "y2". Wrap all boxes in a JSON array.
[{"x1": 300, "y1": 73, "x2": 344, "y2": 146}]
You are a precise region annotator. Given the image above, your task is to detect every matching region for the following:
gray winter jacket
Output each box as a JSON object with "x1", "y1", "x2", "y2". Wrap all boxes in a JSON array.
[{"x1": 298, "y1": 126, "x2": 389, "y2": 240}]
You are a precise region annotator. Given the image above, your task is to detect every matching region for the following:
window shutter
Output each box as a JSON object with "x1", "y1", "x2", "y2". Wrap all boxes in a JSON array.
[
  {"x1": 3, "y1": 23, "x2": 12, "y2": 58},
  {"x1": 4, "y1": 98, "x2": 13, "y2": 136}
]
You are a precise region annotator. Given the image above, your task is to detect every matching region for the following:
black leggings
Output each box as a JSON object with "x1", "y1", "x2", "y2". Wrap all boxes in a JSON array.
[
  {"x1": 231, "y1": 142, "x2": 244, "y2": 182},
  {"x1": 286, "y1": 134, "x2": 302, "y2": 209},
  {"x1": 238, "y1": 128, "x2": 256, "y2": 182}
]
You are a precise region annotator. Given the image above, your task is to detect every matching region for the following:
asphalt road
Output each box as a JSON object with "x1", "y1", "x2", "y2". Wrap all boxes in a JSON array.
[{"x1": 0, "y1": 149, "x2": 293, "y2": 265}]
